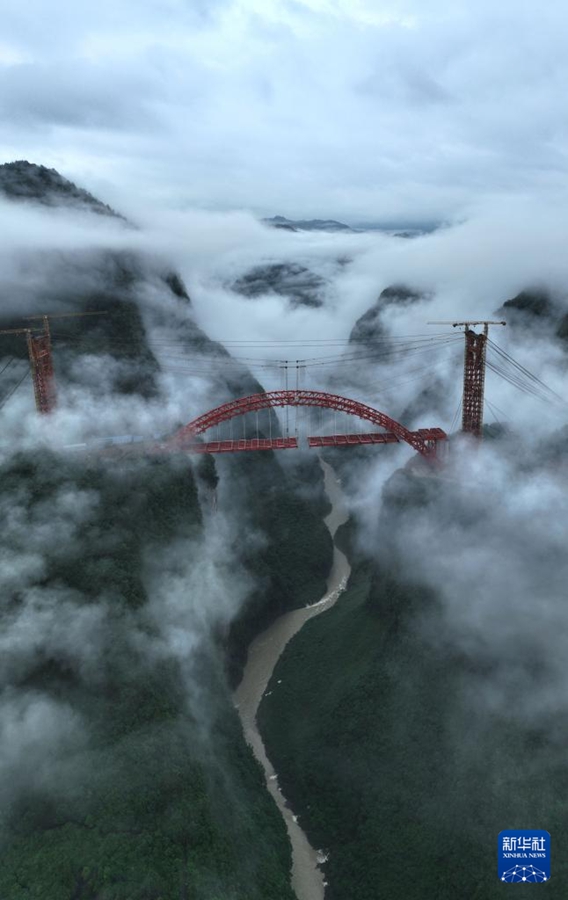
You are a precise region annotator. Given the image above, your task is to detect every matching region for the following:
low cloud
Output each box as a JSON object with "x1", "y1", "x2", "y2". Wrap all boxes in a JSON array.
[{"x1": 1, "y1": 0, "x2": 568, "y2": 220}]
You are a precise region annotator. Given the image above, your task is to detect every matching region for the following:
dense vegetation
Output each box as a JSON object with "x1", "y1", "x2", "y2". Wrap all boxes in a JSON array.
[
  {"x1": 0, "y1": 162, "x2": 336, "y2": 898},
  {"x1": 0, "y1": 161, "x2": 124, "y2": 217},
  {"x1": 232, "y1": 263, "x2": 326, "y2": 308},
  {"x1": 0, "y1": 436, "x2": 333, "y2": 900},
  {"x1": 0, "y1": 451, "x2": 298, "y2": 900},
  {"x1": 259, "y1": 469, "x2": 568, "y2": 899},
  {"x1": 497, "y1": 288, "x2": 568, "y2": 345},
  {"x1": 220, "y1": 451, "x2": 333, "y2": 684}
]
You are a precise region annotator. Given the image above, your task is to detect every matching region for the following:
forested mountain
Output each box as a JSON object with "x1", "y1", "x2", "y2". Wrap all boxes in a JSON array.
[
  {"x1": 0, "y1": 161, "x2": 124, "y2": 218},
  {"x1": 0, "y1": 162, "x2": 333, "y2": 899},
  {"x1": 232, "y1": 262, "x2": 327, "y2": 308},
  {"x1": 348, "y1": 284, "x2": 424, "y2": 346},
  {"x1": 263, "y1": 215, "x2": 354, "y2": 233},
  {"x1": 259, "y1": 456, "x2": 568, "y2": 899}
]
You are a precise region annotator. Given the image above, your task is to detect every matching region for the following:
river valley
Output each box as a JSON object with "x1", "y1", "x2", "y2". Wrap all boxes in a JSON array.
[{"x1": 235, "y1": 459, "x2": 351, "y2": 900}]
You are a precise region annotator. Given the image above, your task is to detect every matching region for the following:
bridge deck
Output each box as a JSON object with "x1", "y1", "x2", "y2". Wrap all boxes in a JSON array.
[
  {"x1": 184, "y1": 437, "x2": 299, "y2": 453},
  {"x1": 180, "y1": 429, "x2": 446, "y2": 453},
  {"x1": 309, "y1": 429, "x2": 446, "y2": 447},
  {"x1": 308, "y1": 431, "x2": 399, "y2": 447}
]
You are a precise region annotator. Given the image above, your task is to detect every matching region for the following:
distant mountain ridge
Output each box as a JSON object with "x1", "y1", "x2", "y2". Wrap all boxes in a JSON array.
[
  {"x1": 263, "y1": 215, "x2": 355, "y2": 233},
  {"x1": 263, "y1": 215, "x2": 439, "y2": 236}
]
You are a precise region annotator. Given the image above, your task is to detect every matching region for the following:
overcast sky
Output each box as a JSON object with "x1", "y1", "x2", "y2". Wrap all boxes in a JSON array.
[{"x1": 1, "y1": 0, "x2": 567, "y2": 222}]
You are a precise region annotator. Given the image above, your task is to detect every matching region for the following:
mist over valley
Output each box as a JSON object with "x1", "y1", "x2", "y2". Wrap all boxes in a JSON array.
[{"x1": 2, "y1": 2, "x2": 568, "y2": 896}]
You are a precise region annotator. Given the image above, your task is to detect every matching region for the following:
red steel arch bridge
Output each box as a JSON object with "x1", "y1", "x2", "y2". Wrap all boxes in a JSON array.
[
  {"x1": 167, "y1": 390, "x2": 447, "y2": 459},
  {"x1": 5, "y1": 317, "x2": 563, "y2": 461}
]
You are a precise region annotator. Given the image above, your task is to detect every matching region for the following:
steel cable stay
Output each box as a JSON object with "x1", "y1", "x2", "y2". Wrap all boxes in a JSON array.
[
  {"x1": 146, "y1": 335, "x2": 460, "y2": 351},
  {"x1": 158, "y1": 364, "x2": 454, "y2": 391},
  {"x1": 487, "y1": 339, "x2": 566, "y2": 405},
  {"x1": 488, "y1": 337, "x2": 561, "y2": 388},
  {"x1": 173, "y1": 331, "x2": 461, "y2": 344},
  {"x1": 47, "y1": 341, "x2": 460, "y2": 373},
  {"x1": 0, "y1": 367, "x2": 31, "y2": 409},
  {"x1": 486, "y1": 358, "x2": 566, "y2": 407},
  {"x1": 486, "y1": 362, "x2": 552, "y2": 403},
  {"x1": 157, "y1": 349, "x2": 465, "y2": 409},
  {"x1": 49, "y1": 329, "x2": 461, "y2": 354},
  {"x1": 156, "y1": 338, "x2": 463, "y2": 376},
  {"x1": 485, "y1": 398, "x2": 509, "y2": 424},
  {"x1": 449, "y1": 395, "x2": 463, "y2": 434},
  {"x1": 47, "y1": 329, "x2": 460, "y2": 346},
  {"x1": 42, "y1": 332, "x2": 464, "y2": 413},
  {"x1": 47, "y1": 333, "x2": 291, "y2": 369},
  {"x1": 48, "y1": 328, "x2": 457, "y2": 343},
  {"x1": 335, "y1": 359, "x2": 463, "y2": 409},
  {"x1": 0, "y1": 357, "x2": 15, "y2": 379},
  {"x1": 290, "y1": 336, "x2": 461, "y2": 368},
  {"x1": 153, "y1": 354, "x2": 464, "y2": 393},
  {"x1": 48, "y1": 330, "x2": 463, "y2": 367},
  {"x1": 485, "y1": 398, "x2": 510, "y2": 421},
  {"x1": 269, "y1": 337, "x2": 464, "y2": 367}
]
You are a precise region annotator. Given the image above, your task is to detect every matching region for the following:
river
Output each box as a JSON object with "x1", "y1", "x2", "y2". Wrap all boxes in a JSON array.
[{"x1": 234, "y1": 459, "x2": 351, "y2": 900}]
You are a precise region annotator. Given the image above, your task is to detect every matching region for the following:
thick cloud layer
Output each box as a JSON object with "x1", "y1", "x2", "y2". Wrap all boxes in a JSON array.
[
  {"x1": 2, "y1": 192, "x2": 568, "y2": 455},
  {"x1": 1, "y1": 0, "x2": 568, "y2": 221},
  {"x1": 357, "y1": 437, "x2": 568, "y2": 781}
]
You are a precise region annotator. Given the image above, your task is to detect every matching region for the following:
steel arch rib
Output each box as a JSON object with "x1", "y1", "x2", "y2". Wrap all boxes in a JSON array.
[{"x1": 172, "y1": 390, "x2": 433, "y2": 457}]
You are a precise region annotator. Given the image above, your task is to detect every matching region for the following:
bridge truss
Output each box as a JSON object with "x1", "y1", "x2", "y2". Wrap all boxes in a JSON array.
[{"x1": 170, "y1": 390, "x2": 447, "y2": 459}]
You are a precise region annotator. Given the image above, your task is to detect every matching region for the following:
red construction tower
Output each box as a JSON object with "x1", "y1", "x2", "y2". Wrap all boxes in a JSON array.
[
  {"x1": 26, "y1": 316, "x2": 56, "y2": 414},
  {"x1": 429, "y1": 319, "x2": 506, "y2": 438},
  {"x1": 0, "y1": 318, "x2": 56, "y2": 415},
  {"x1": 462, "y1": 327, "x2": 488, "y2": 437},
  {"x1": 1, "y1": 311, "x2": 105, "y2": 415}
]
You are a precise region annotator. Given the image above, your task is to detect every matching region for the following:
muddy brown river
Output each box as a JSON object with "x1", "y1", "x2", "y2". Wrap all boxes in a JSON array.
[{"x1": 234, "y1": 459, "x2": 351, "y2": 900}]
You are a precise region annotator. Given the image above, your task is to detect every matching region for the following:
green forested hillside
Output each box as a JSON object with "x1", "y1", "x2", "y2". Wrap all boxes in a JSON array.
[
  {"x1": 222, "y1": 451, "x2": 333, "y2": 684},
  {"x1": 0, "y1": 443, "x2": 332, "y2": 899},
  {"x1": 0, "y1": 452, "x2": 296, "y2": 900},
  {"x1": 259, "y1": 473, "x2": 568, "y2": 899},
  {"x1": 0, "y1": 162, "x2": 336, "y2": 899}
]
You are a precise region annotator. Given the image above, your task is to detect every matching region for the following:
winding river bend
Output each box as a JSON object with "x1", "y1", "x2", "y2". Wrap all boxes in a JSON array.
[{"x1": 234, "y1": 459, "x2": 351, "y2": 900}]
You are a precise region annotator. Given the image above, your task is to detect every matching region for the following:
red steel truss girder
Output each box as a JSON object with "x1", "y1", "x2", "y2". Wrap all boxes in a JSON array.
[
  {"x1": 308, "y1": 428, "x2": 448, "y2": 448},
  {"x1": 171, "y1": 390, "x2": 447, "y2": 458},
  {"x1": 308, "y1": 432, "x2": 400, "y2": 447},
  {"x1": 184, "y1": 437, "x2": 298, "y2": 453},
  {"x1": 415, "y1": 428, "x2": 447, "y2": 440}
]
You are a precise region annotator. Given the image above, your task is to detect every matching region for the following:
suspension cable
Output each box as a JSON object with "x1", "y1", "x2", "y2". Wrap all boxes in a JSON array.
[{"x1": 0, "y1": 368, "x2": 31, "y2": 409}]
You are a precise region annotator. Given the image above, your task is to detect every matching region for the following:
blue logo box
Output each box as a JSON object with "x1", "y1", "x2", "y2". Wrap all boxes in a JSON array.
[{"x1": 498, "y1": 830, "x2": 550, "y2": 882}]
